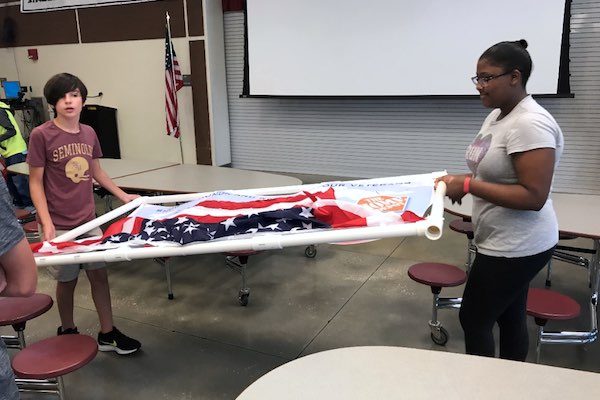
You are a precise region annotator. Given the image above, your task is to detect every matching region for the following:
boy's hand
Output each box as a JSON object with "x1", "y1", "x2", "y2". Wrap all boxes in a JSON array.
[
  {"x1": 121, "y1": 193, "x2": 141, "y2": 204},
  {"x1": 41, "y1": 222, "x2": 56, "y2": 241}
]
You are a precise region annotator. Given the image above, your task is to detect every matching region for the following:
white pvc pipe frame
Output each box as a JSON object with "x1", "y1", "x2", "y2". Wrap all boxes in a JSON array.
[{"x1": 34, "y1": 181, "x2": 447, "y2": 267}]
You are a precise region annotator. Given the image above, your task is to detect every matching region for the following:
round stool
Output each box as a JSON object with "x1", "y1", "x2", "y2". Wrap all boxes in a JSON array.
[
  {"x1": 224, "y1": 250, "x2": 261, "y2": 306},
  {"x1": 0, "y1": 293, "x2": 54, "y2": 349},
  {"x1": 448, "y1": 219, "x2": 474, "y2": 239},
  {"x1": 22, "y1": 221, "x2": 41, "y2": 242},
  {"x1": 527, "y1": 288, "x2": 581, "y2": 363},
  {"x1": 12, "y1": 334, "x2": 98, "y2": 399},
  {"x1": 449, "y1": 219, "x2": 475, "y2": 271},
  {"x1": 408, "y1": 262, "x2": 467, "y2": 345},
  {"x1": 14, "y1": 208, "x2": 35, "y2": 222}
]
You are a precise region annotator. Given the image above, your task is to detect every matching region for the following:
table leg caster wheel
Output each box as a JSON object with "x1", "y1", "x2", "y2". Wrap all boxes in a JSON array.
[
  {"x1": 239, "y1": 290, "x2": 250, "y2": 306},
  {"x1": 430, "y1": 326, "x2": 449, "y2": 346},
  {"x1": 305, "y1": 245, "x2": 317, "y2": 258}
]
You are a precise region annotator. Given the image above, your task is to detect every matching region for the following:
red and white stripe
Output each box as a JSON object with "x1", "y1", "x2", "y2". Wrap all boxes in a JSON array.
[{"x1": 165, "y1": 31, "x2": 184, "y2": 138}]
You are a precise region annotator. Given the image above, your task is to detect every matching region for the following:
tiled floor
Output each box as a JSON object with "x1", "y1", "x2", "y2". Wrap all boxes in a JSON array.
[{"x1": 7, "y1": 172, "x2": 600, "y2": 399}]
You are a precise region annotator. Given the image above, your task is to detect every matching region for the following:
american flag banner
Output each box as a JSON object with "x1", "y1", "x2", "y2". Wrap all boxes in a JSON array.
[
  {"x1": 31, "y1": 175, "x2": 439, "y2": 257},
  {"x1": 165, "y1": 24, "x2": 184, "y2": 138}
]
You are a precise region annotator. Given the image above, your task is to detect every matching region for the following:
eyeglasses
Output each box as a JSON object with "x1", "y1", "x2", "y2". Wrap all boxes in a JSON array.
[{"x1": 471, "y1": 71, "x2": 512, "y2": 86}]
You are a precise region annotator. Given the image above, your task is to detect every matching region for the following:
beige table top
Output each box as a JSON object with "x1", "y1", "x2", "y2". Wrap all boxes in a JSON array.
[
  {"x1": 111, "y1": 164, "x2": 302, "y2": 194},
  {"x1": 236, "y1": 346, "x2": 600, "y2": 400},
  {"x1": 445, "y1": 192, "x2": 600, "y2": 239},
  {"x1": 6, "y1": 159, "x2": 178, "y2": 180},
  {"x1": 95, "y1": 158, "x2": 178, "y2": 178},
  {"x1": 4, "y1": 162, "x2": 29, "y2": 176}
]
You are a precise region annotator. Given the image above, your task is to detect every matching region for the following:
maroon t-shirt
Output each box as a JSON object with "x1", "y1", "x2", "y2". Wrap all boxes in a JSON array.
[{"x1": 27, "y1": 120, "x2": 103, "y2": 230}]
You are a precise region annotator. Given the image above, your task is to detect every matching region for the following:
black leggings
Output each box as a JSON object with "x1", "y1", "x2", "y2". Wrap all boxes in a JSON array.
[{"x1": 459, "y1": 246, "x2": 555, "y2": 361}]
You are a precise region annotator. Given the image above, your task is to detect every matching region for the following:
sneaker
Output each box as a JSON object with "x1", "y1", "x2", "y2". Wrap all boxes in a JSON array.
[
  {"x1": 97, "y1": 327, "x2": 141, "y2": 355},
  {"x1": 57, "y1": 326, "x2": 79, "y2": 335}
]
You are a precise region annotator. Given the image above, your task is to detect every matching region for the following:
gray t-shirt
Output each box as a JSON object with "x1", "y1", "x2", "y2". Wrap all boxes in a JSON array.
[
  {"x1": 466, "y1": 95, "x2": 563, "y2": 257},
  {"x1": 0, "y1": 179, "x2": 23, "y2": 400},
  {"x1": 0, "y1": 179, "x2": 24, "y2": 257}
]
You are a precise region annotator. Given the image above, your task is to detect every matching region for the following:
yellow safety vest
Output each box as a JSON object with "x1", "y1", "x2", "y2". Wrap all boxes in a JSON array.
[{"x1": 0, "y1": 101, "x2": 27, "y2": 158}]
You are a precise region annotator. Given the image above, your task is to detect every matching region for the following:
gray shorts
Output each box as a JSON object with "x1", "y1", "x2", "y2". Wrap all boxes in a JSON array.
[
  {"x1": 0, "y1": 340, "x2": 19, "y2": 400},
  {"x1": 43, "y1": 226, "x2": 106, "y2": 282}
]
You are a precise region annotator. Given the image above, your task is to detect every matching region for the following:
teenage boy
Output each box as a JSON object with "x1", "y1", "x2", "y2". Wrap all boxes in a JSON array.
[{"x1": 27, "y1": 72, "x2": 141, "y2": 354}]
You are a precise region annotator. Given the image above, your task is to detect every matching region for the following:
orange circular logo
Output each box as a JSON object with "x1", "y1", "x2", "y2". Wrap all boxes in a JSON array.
[{"x1": 357, "y1": 195, "x2": 408, "y2": 212}]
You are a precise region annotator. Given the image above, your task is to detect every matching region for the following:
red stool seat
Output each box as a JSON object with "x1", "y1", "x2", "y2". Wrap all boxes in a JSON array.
[
  {"x1": 22, "y1": 221, "x2": 41, "y2": 242},
  {"x1": 0, "y1": 293, "x2": 54, "y2": 349},
  {"x1": 12, "y1": 335, "x2": 98, "y2": 379},
  {"x1": 224, "y1": 250, "x2": 259, "y2": 257},
  {"x1": 23, "y1": 221, "x2": 38, "y2": 234},
  {"x1": 408, "y1": 262, "x2": 467, "y2": 288},
  {"x1": 449, "y1": 219, "x2": 474, "y2": 239},
  {"x1": 527, "y1": 288, "x2": 581, "y2": 321},
  {"x1": 0, "y1": 294, "x2": 53, "y2": 326},
  {"x1": 526, "y1": 288, "x2": 580, "y2": 363},
  {"x1": 14, "y1": 208, "x2": 33, "y2": 220}
]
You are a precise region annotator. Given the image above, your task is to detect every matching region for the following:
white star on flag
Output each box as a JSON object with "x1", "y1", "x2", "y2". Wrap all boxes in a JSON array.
[
  {"x1": 206, "y1": 228, "x2": 217, "y2": 239},
  {"x1": 221, "y1": 217, "x2": 237, "y2": 231},
  {"x1": 183, "y1": 222, "x2": 200, "y2": 234},
  {"x1": 299, "y1": 207, "x2": 313, "y2": 218},
  {"x1": 264, "y1": 223, "x2": 280, "y2": 230}
]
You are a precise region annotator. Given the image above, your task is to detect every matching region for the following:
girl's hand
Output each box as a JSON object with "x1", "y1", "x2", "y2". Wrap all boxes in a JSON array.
[{"x1": 436, "y1": 175, "x2": 467, "y2": 204}]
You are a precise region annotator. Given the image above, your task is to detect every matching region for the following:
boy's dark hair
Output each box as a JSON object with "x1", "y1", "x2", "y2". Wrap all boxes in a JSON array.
[
  {"x1": 43, "y1": 73, "x2": 88, "y2": 106},
  {"x1": 480, "y1": 39, "x2": 532, "y2": 87}
]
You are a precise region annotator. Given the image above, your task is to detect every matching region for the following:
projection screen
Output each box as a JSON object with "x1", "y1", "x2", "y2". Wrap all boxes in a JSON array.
[{"x1": 245, "y1": 0, "x2": 569, "y2": 96}]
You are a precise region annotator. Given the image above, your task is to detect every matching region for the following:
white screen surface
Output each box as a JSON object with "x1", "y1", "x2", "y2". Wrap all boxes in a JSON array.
[{"x1": 247, "y1": 0, "x2": 566, "y2": 96}]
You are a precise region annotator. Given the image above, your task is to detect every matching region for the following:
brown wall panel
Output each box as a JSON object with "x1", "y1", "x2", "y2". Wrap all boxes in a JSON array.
[
  {"x1": 222, "y1": 0, "x2": 244, "y2": 12},
  {"x1": 0, "y1": 6, "x2": 78, "y2": 47},
  {"x1": 78, "y1": 0, "x2": 185, "y2": 43},
  {"x1": 189, "y1": 39, "x2": 210, "y2": 165},
  {"x1": 186, "y1": 0, "x2": 203, "y2": 37}
]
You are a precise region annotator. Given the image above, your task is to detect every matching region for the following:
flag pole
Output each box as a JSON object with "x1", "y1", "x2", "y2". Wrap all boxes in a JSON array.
[{"x1": 166, "y1": 11, "x2": 185, "y2": 164}]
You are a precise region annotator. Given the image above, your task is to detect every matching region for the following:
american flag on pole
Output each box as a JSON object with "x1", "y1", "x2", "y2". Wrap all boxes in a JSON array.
[
  {"x1": 165, "y1": 24, "x2": 184, "y2": 138},
  {"x1": 30, "y1": 177, "x2": 436, "y2": 256}
]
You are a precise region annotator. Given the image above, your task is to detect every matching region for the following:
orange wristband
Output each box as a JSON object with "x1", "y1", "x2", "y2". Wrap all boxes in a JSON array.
[{"x1": 463, "y1": 177, "x2": 471, "y2": 194}]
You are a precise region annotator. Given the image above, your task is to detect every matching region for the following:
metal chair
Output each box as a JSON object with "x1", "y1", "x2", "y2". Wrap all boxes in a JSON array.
[{"x1": 545, "y1": 234, "x2": 593, "y2": 287}]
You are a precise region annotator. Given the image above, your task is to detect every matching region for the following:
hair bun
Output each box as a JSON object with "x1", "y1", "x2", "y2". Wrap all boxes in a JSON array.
[{"x1": 517, "y1": 39, "x2": 528, "y2": 49}]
